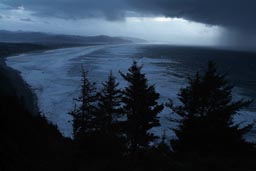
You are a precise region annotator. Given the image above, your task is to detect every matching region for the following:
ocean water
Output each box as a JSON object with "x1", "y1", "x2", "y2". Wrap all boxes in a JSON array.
[{"x1": 6, "y1": 44, "x2": 256, "y2": 141}]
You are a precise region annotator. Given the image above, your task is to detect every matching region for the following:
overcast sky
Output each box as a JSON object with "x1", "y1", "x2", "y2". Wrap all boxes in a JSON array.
[{"x1": 0, "y1": 0, "x2": 255, "y2": 49}]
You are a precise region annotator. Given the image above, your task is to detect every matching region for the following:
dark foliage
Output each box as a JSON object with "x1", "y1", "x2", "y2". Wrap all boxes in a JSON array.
[
  {"x1": 2, "y1": 53, "x2": 256, "y2": 171},
  {"x1": 98, "y1": 71, "x2": 123, "y2": 134},
  {"x1": 0, "y1": 45, "x2": 74, "y2": 170},
  {"x1": 69, "y1": 67, "x2": 98, "y2": 140},
  {"x1": 0, "y1": 88, "x2": 71, "y2": 171},
  {"x1": 120, "y1": 61, "x2": 164, "y2": 152},
  {"x1": 168, "y1": 61, "x2": 253, "y2": 155}
]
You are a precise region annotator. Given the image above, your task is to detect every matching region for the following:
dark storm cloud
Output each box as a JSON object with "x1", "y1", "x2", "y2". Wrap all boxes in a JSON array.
[
  {"x1": 129, "y1": 0, "x2": 256, "y2": 32},
  {"x1": 2, "y1": 0, "x2": 256, "y2": 31},
  {"x1": 2, "y1": 0, "x2": 128, "y2": 20}
]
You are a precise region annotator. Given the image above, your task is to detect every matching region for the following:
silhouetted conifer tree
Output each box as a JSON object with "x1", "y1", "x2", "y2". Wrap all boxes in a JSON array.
[
  {"x1": 168, "y1": 61, "x2": 252, "y2": 154},
  {"x1": 98, "y1": 71, "x2": 122, "y2": 133},
  {"x1": 120, "y1": 61, "x2": 164, "y2": 152},
  {"x1": 69, "y1": 67, "x2": 98, "y2": 140}
]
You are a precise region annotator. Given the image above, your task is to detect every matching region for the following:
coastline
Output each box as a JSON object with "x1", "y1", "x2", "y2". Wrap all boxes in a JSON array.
[
  {"x1": 0, "y1": 56, "x2": 40, "y2": 116},
  {"x1": 0, "y1": 43, "x2": 89, "y2": 117},
  {"x1": 0, "y1": 44, "x2": 107, "y2": 117}
]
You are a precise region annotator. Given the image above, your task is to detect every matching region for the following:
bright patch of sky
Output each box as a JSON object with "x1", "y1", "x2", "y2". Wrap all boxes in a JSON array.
[{"x1": 0, "y1": 3, "x2": 223, "y2": 46}]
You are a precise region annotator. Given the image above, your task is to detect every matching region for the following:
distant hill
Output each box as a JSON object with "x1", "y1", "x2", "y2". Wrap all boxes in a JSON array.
[
  {"x1": 120, "y1": 36, "x2": 147, "y2": 43},
  {"x1": 0, "y1": 30, "x2": 145, "y2": 45}
]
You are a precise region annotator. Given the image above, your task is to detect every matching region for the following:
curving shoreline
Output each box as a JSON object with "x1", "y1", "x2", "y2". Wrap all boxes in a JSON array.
[
  {"x1": 0, "y1": 56, "x2": 40, "y2": 116},
  {"x1": 0, "y1": 43, "x2": 86, "y2": 117}
]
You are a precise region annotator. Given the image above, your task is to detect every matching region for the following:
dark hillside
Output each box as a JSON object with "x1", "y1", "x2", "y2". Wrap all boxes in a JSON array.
[{"x1": 0, "y1": 43, "x2": 73, "y2": 171}]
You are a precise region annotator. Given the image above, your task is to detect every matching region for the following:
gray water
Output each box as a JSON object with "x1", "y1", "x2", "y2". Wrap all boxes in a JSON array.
[{"x1": 6, "y1": 44, "x2": 256, "y2": 140}]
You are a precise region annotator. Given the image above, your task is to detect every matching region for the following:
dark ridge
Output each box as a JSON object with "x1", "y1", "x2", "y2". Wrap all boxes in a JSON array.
[{"x1": 0, "y1": 30, "x2": 137, "y2": 45}]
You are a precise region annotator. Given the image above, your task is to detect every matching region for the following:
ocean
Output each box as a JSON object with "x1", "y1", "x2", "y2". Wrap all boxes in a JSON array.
[{"x1": 6, "y1": 44, "x2": 256, "y2": 140}]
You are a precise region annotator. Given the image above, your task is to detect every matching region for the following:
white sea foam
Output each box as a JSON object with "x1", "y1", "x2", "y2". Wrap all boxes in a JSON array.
[{"x1": 6, "y1": 44, "x2": 256, "y2": 141}]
